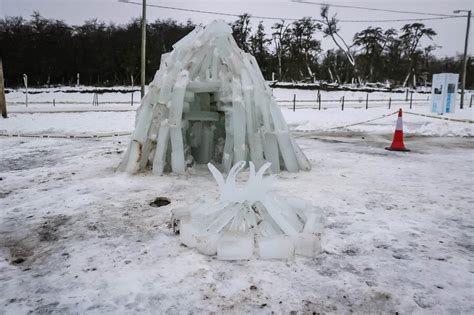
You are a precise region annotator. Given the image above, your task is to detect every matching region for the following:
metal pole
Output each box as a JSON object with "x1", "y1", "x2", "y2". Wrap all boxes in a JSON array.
[
  {"x1": 293, "y1": 94, "x2": 296, "y2": 112},
  {"x1": 0, "y1": 58, "x2": 7, "y2": 118},
  {"x1": 410, "y1": 91, "x2": 413, "y2": 109},
  {"x1": 460, "y1": 10, "x2": 471, "y2": 109},
  {"x1": 140, "y1": 0, "x2": 147, "y2": 99},
  {"x1": 388, "y1": 97, "x2": 391, "y2": 109},
  {"x1": 366, "y1": 93, "x2": 368, "y2": 109},
  {"x1": 341, "y1": 96, "x2": 344, "y2": 111},
  {"x1": 318, "y1": 93, "x2": 321, "y2": 110}
]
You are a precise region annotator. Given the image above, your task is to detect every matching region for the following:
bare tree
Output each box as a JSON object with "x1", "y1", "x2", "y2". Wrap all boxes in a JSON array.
[
  {"x1": 231, "y1": 14, "x2": 252, "y2": 52},
  {"x1": 399, "y1": 23, "x2": 437, "y2": 87},
  {"x1": 288, "y1": 17, "x2": 322, "y2": 80},
  {"x1": 353, "y1": 27, "x2": 397, "y2": 82},
  {"x1": 271, "y1": 20, "x2": 291, "y2": 80},
  {"x1": 320, "y1": 5, "x2": 359, "y2": 83}
]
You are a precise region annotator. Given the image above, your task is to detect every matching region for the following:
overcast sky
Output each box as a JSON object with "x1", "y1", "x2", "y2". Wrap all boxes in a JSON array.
[{"x1": 1, "y1": 0, "x2": 473, "y2": 57}]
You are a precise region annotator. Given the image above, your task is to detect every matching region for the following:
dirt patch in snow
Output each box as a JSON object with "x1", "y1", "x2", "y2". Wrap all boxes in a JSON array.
[{"x1": 149, "y1": 197, "x2": 171, "y2": 208}]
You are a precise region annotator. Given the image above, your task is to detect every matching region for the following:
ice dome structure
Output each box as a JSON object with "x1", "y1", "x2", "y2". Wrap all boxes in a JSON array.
[{"x1": 120, "y1": 20, "x2": 311, "y2": 174}]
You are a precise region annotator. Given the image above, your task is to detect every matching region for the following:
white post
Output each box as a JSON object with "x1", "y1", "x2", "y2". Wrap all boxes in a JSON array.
[{"x1": 76, "y1": 73, "x2": 80, "y2": 86}]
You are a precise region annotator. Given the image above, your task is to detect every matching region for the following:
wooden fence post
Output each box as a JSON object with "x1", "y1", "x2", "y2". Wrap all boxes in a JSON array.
[
  {"x1": 318, "y1": 91, "x2": 321, "y2": 110},
  {"x1": 131, "y1": 75, "x2": 134, "y2": 106},
  {"x1": 293, "y1": 94, "x2": 296, "y2": 112},
  {"x1": 0, "y1": 58, "x2": 7, "y2": 118},
  {"x1": 23, "y1": 74, "x2": 28, "y2": 107},
  {"x1": 341, "y1": 96, "x2": 344, "y2": 111},
  {"x1": 365, "y1": 93, "x2": 369, "y2": 109},
  {"x1": 92, "y1": 91, "x2": 99, "y2": 107},
  {"x1": 388, "y1": 97, "x2": 391, "y2": 109},
  {"x1": 410, "y1": 91, "x2": 413, "y2": 109}
]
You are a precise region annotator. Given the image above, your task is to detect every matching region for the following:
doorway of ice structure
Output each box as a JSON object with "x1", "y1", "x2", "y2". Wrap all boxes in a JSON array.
[{"x1": 185, "y1": 92, "x2": 226, "y2": 167}]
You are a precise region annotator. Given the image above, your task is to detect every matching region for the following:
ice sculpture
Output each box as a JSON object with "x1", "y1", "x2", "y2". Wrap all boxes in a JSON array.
[
  {"x1": 120, "y1": 20, "x2": 311, "y2": 174},
  {"x1": 172, "y1": 162, "x2": 324, "y2": 260}
]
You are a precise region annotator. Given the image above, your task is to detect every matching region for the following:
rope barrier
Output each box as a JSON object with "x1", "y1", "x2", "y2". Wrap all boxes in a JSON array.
[
  {"x1": 292, "y1": 111, "x2": 400, "y2": 133},
  {"x1": 404, "y1": 111, "x2": 473, "y2": 124},
  {"x1": 0, "y1": 110, "x2": 471, "y2": 140},
  {"x1": 8, "y1": 108, "x2": 135, "y2": 114},
  {"x1": 0, "y1": 131, "x2": 132, "y2": 139}
]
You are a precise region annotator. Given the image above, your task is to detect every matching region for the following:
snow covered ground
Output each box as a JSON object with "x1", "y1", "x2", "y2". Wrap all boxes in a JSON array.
[
  {"x1": 1, "y1": 104, "x2": 472, "y2": 137},
  {"x1": 0, "y1": 91, "x2": 473, "y2": 313}
]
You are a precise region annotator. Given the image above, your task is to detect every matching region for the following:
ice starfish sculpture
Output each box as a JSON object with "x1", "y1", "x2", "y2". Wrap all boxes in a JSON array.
[{"x1": 173, "y1": 161, "x2": 324, "y2": 260}]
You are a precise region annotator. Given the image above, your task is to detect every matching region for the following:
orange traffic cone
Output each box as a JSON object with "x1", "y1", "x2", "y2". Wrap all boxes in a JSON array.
[{"x1": 386, "y1": 109, "x2": 410, "y2": 152}]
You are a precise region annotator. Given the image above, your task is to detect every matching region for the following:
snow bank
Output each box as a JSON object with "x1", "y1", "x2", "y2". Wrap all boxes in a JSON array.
[{"x1": 0, "y1": 112, "x2": 135, "y2": 134}]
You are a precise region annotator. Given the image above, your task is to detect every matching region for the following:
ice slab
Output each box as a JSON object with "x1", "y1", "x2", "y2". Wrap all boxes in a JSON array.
[
  {"x1": 187, "y1": 81, "x2": 221, "y2": 93},
  {"x1": 183, "y1": 111, "x2": 219, "y2": 122},
  {"x1": 217, "y1": 231, "x2": 254, "y2": 260},
  {"x1": 258, "y1": 235, "x2": 295, "y2": 259},
  {"x1": 152, "y1": 121, "x2": 170, "y2": 175},
  {"x1": 195, "y1": 232, "x2": 219, "y2": 256},
  {"x1": 180, "y1": 219, "x2": 200, "y2": 248},
  {"x1": 303, "y1": 213, "x2": 324, "y2": 234},
  {"x1": 294, "y1": 233, "x2": 321, "y2": 257}
]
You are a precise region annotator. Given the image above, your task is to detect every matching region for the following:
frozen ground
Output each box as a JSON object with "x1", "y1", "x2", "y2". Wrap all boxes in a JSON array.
[{"x1": 0, "y1": 96, "x2": 473, "y2": 313}]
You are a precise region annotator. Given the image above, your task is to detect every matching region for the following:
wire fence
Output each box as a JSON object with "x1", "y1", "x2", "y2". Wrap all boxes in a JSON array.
[
  {"x1": 277, "y1": 97, "x2": 431, "y2": 110},
  {"x1": 5, "y1": 91, "x2": 474, "y2": 113},
  {"x1": 279, "y1": 92, "x2": 473, "y2": 111}
]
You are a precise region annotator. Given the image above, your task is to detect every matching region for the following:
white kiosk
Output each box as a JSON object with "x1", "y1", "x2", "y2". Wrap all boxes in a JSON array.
[{"x1": 431, "y1": 73, "x2": 459, "y2": 114}]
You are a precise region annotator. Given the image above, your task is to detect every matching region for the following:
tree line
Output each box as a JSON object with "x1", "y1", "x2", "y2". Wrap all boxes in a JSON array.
[{"x1": 0, "y1": 7, "x2": 471, "y2": 88}]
